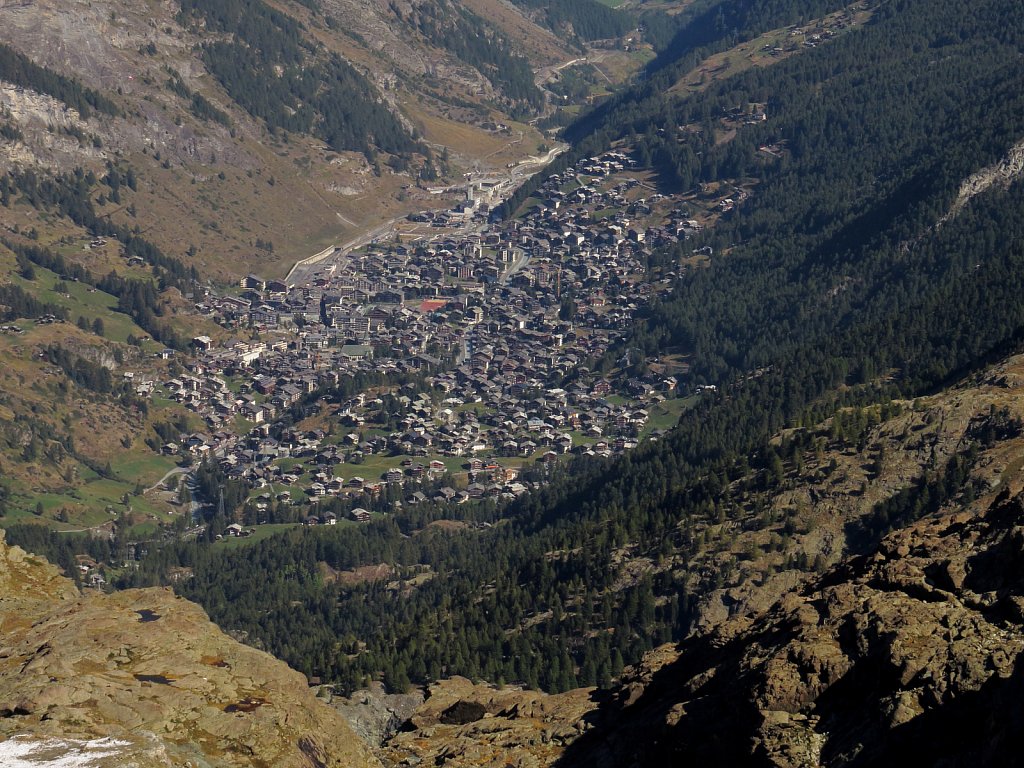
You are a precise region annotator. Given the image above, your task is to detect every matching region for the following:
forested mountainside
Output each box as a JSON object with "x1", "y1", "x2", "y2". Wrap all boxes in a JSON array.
[
  {"x1": 554, "y1": 485, "x2": 1024, "y2": 767},
  {"x1": 19, "y1": 0, "x2": 1014, "y2": 698},
  {"x1": 507, "y1": 0, "x2": 634, "y2": 44},
  {"x1": 175, "y1": 0, "x2": 425, "y2": 158},
  {"x1": 497, "y1": 0, "x2": 869, "y2": 215},
  {"x1": 378, "y1": 464, "x2": 1024, "y2": 767}
]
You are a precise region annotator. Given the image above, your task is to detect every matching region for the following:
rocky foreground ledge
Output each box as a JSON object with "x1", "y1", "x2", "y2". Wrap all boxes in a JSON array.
[
  {"x1": 0, "y1": 532, "x2": 380, "y2": 768},
  {"x1": 6, "y1": 482, "x2": 1024, "y2": 767}
]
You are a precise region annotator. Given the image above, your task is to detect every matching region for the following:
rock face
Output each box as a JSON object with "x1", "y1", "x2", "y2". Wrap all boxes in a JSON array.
[
  {"x1": 331, "y1": 681, "x2": 424, "y2": 748},
  {"x1": 379, "y1": 676, "x2": 597, "y2": 768},
  {"x1": 0, "y1": 532, "x2": 381, "y2": 768},
  {"x1": 554, "y1": 490, "x2": 1024, "y2": 767}
]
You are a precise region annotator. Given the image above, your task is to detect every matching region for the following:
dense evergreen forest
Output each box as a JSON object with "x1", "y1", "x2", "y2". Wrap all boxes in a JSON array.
[
  {"x1": 12, "y1": 0, "x2": 1024, "y2": 698},
  {"x1": 510, "y1": 0, "x2": 633, "y2": 43},
  {"x1": 405, "y1": 2, "x2": 543, "y2": 115},
  {"x1": 178, "y1": 0, "x2": 423, "y2": 159}
]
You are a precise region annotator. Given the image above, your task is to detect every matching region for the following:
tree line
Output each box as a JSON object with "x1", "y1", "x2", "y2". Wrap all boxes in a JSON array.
[
  {"x1": 179, "y1": 0, "x2": 424, "y2": 160},
  {"x1": 0, "y1": 42, "x2": 120, "y2": 119}
]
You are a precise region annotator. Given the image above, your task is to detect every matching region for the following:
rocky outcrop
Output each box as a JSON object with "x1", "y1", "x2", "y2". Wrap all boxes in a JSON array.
[
  {"x1": 942, "y1": 138, "x2": 1024, "y2": 224},
  {"x1": 379, "y1": 676, "x2": 597, "y2": 768},
  {"x1": 0, "y1": 532, "x2": 381, "y2": 768},
  {"x1": 553, "y1": 490, "x2": 1024, "y2": 767},
  {"x1": 331, "y1": 681, "x2": 424, "y2": 748}
]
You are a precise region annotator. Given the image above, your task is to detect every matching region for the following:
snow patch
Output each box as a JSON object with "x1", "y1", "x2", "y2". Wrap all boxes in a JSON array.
[{"x1": 0, "y1": 736, "x2": 134, "y2": 767}]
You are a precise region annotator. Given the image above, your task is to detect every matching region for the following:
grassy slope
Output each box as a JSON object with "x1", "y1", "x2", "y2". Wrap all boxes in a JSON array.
[{"x1": 0, "y1": 238, "x2": 194, "y2": 532}]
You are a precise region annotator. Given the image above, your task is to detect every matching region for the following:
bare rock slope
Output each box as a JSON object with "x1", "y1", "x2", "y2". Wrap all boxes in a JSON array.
[{"x1": 0, "y1": 532, "x2": 381, "y2": 768}]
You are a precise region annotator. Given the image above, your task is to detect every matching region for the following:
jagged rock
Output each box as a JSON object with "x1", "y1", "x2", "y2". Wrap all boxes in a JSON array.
[
  {"x1": 332, "y1": 681, "x2": 425, "y2": 747},
  {"x1": 554, "y1": 491, "x2": 1024, "y2": 767},
  {"x1": 440, "y1": 700, "x2": 488, "y2": 725},
  {"x1": 380, "y1": 677, "x2": 596, "y2": 767},
  {"x1": 0, "y1": 532, "x2": 381, "y2": 768}
]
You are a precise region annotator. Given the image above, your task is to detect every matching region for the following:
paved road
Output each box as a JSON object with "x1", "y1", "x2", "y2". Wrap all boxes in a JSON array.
[
  {"x1": 535, "y1": 57, "x2": 587, "y2": 88},
  {"x1": 145, "y1": 466, "x2": 190, "y2": 494},
  {"x1": 499, "y1": 247, "x2": 531, "y2": 285},
  {"x1": 511, "y1": 146, "x2": 567, "y2": 179}
]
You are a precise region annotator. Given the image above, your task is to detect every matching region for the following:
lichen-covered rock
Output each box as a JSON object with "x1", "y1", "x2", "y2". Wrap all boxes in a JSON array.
[
  {"x1": 331, "y1": 681, "x2": 425, "y2": 747},
  {"x1": 0, "y1": 532, "x2": 380, "y2": 768},
  {"x1": 379, "y1": 677, "x2": 597, "y2": 767}
]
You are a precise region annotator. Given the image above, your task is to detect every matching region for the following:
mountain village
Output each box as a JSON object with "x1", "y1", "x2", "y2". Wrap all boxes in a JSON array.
[{"x1": 135, "y1": 151, "x2": 713, "y2": 526}]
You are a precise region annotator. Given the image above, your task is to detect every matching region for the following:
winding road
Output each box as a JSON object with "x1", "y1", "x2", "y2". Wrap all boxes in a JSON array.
[{"x1": 144, "y1": 465, "x2": 190, "y2": 494}]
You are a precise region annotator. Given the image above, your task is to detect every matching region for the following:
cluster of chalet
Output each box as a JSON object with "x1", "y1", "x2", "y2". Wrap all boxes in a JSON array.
[{"x1": 144, "y1": 151, "x2": 695, "y2": 506}]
